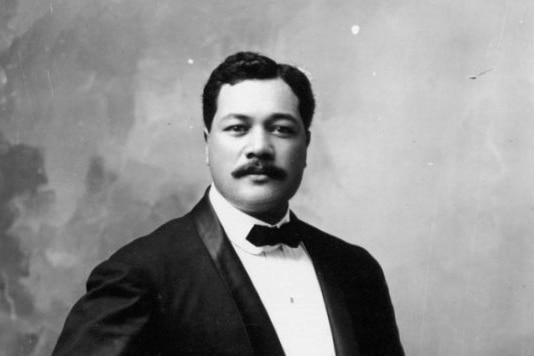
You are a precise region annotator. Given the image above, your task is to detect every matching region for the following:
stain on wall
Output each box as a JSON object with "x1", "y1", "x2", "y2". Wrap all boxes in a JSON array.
[{"x1": 0, "y1": 0, "x2": 533, "y2": 355}]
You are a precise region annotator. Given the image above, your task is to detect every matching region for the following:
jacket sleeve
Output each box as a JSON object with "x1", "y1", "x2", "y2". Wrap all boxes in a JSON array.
[
  {"x1": 52, "y1": 259, "x2": 158, "y2": 356},
  {"x1": 358, "y1": 258, "x2": 405, "y2": 356}
]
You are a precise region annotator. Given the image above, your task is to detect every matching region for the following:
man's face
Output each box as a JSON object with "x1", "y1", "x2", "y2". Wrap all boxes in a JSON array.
[{"x1": 205, "y1": 78, "x2": 309, "y2": 219}]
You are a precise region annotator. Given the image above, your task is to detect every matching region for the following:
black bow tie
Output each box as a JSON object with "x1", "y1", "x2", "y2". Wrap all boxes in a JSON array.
[{"x1": 246, "y1": 223, "x2": 301, "y2": 248}]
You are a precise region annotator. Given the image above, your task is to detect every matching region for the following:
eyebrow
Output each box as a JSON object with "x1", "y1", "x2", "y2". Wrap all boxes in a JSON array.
[
  {"x1": 269, "y1": 113, "x2": 300, "y2": 123},
  {"x1": 219, "y1": 114, "x2": 251, "y2": 122},
  {"x1": 219, "y1": 113, "x2": 300, "y2": 123}
]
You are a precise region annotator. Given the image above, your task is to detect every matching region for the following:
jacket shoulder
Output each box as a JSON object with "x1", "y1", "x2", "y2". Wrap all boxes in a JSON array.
[
  {"x1": 297, "y1": 219, "x2": 383, "y2": 273},
  {"x1": 106, "y1": 213, "x2": 199, "y2": 267},
  {"x1": 298, "y1": 219, "x2": 373, "y2": 254}
]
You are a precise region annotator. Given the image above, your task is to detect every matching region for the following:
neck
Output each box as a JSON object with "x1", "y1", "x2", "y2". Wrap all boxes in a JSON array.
[
  {"x1": 234, "y1": 199, "x2": 289, "y2": 225},
  {"x1": 209, "y1": 185, "x2": 289, "y2": 225}
]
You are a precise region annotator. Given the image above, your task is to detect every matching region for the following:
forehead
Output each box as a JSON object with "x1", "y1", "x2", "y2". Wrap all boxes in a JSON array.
[{"x1": 214, "y1": 79, "x2": 301, "y2": 120}]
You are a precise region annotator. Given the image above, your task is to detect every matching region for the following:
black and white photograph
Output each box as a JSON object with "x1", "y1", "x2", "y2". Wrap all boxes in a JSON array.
[{"x1": 0, "y1": 1, "x2": 532, "y2": 355}]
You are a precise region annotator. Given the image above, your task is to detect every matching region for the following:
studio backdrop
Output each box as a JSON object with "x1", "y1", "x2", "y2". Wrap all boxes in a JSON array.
[{"x1": 0, "y1": 1, "x2": 533, "y2": 355}]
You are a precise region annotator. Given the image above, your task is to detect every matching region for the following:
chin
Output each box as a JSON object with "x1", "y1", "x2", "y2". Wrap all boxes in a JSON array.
[{"x1": 238, "y1": 186, "x2": 294, "y2": 213}]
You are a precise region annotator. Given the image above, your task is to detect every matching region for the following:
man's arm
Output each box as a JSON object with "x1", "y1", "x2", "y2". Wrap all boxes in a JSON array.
[
  {"x1": 52, "y1": 259, "x2": 158, "y2": 356},
  {"x1": 357, "y1": 255, "x2": 405, "y2": 356}
]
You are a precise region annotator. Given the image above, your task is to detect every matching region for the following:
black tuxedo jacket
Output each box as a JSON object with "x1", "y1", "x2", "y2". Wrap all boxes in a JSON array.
[{"x1": 53, "y1": 192, "x2": 404, "y2": 356}]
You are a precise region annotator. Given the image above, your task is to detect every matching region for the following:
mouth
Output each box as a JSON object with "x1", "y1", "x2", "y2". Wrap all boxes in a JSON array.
[{"x1": 245, "y1": 172, "x2": 272, "y2": 183}]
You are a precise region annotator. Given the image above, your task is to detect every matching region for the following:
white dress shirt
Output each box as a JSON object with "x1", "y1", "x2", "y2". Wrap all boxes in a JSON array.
[{"x1": 209, "y1": 186, "x2": 336, "y2": 356}]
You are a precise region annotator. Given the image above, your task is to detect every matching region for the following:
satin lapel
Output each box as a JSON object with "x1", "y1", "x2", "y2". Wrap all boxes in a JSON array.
[
  {"x1": 294, "y1": 218, "x2": 361, "y2": 356},
  {"x1": 191, "y1": 193, "x2": 285, "y2": 356}
]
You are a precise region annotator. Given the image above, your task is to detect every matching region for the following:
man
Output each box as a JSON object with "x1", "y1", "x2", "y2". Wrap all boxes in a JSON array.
[{"x1": 53, "y1": 52, "x2": 404, "y2": 356}]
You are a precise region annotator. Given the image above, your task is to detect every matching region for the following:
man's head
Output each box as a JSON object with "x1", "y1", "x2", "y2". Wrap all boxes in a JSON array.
[
  {"x1": 202, "y1": 52, "x2": 315, "y2": 132},
  {"x1": 202, "y1": 52, "x2": 315, "y2": 222}
]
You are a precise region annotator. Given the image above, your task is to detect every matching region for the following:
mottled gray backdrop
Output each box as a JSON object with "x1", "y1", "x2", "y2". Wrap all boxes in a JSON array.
[{"x1": 0, "y1": 0, "x2": 533, "y2": 355}]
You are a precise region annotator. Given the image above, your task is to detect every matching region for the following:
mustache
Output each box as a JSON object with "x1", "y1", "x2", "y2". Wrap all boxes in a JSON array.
[{"x1": 231, "y1": 161, "x2": 287, "y2": 180}]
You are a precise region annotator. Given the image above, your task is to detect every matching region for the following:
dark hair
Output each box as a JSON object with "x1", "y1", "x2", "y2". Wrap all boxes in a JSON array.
[{"x1": 202, "y1": 52, "x2": 315, "y2": 131}]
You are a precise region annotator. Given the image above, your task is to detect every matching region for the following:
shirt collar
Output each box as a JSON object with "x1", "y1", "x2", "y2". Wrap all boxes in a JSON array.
[{"x1": 209, "y1": 184, "x2": 290, "y2": 255}]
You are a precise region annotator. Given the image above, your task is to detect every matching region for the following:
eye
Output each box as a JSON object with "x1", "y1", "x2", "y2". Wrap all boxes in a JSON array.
[
  {"x1": 271, "y1": 125, "x2": 296, "y2": 136},
  {"x1": 224, "y1": 124, "x2": 248, "y2": 134}
]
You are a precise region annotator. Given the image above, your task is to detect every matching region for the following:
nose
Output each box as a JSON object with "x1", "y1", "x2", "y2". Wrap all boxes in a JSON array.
[{"x1": 245, "y1": 128, "x2": 274, "y2": 160}]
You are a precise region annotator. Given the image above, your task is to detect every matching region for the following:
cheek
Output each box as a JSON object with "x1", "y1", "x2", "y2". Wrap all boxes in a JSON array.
[
  {"x1": 285, "y1": 146, "x2": 307, "y2": 169},
  {"x1": 208, "y1": 143, "x2": 235, "y2": 173}
]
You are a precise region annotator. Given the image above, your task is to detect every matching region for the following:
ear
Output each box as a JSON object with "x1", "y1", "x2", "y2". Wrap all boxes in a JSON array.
[
  {"x1": 203, "y1": 128, "x2": 210, "y2": 166},
  {"x1": 304, "y1": 130, "x2": 311, "y2": 168}
]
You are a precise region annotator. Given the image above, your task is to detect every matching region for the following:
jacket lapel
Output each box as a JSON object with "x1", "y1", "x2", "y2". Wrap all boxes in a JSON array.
[
  {"x1": 295, "y1": 218, "x2": 361, "y2": 356},
  {"x1": 191, "y1": 192, "x2": 285, "y2": 356}
]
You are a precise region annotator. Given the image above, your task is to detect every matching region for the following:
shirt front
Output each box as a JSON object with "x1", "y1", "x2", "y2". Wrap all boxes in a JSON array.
[{"x1": 209, "y1": 185, "x2": 336, "y2": 356}]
